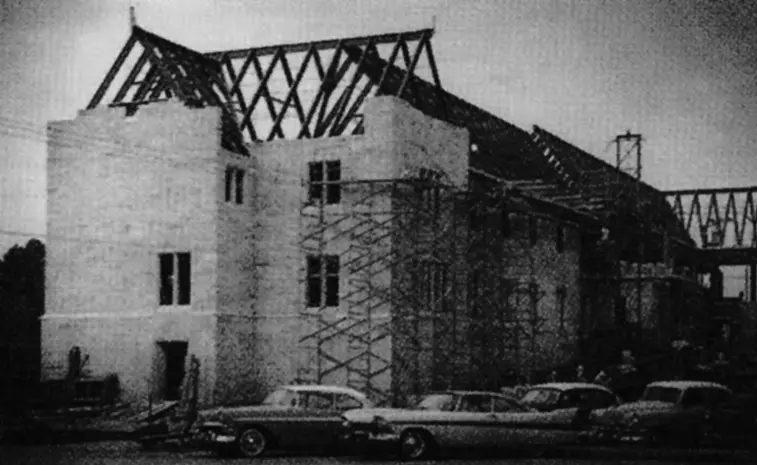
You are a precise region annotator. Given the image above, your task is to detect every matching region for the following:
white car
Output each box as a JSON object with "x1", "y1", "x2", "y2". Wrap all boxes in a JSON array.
[{"x1": 343, "y1": 390, "x2": 587, "y2": 460}]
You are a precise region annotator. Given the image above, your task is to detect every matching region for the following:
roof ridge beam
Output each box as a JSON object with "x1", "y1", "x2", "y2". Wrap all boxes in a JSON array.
[{"x1": 205, "y1": 28, "x2": 434, "y2": 60}]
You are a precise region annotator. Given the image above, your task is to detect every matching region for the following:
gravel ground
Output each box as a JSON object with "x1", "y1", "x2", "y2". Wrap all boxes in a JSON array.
[{"x1": 0, "y1": 441, "x2": 751, "y2": 465}]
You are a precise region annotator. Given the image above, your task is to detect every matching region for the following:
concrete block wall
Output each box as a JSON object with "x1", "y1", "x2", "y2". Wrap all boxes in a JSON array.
[
  {"x1": 245, "y1": 96, "x2": 471, "y2": 403},
  {"x1": 500, "y1": 211, "x2": 583, "y2": 380},
  {"x1": 214, "y1": 148, "x2": 263, "y2": 404},
  {"x1": 43, "y1": 101, "x2": 221, "y2": 406}
]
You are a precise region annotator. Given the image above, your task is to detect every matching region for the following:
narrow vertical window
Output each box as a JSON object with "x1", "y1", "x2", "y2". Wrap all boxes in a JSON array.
[
  {"x1": 324, "y1": 255, "x2": 340, "y2": 307},
  {"x1": 529, "y1": 282, "x2": 539, "y2": 317},
  {"x1": 159, "y1": 253, "x2": 174, "y2": 306},
  {"x1": 325, "y1": 161, "x2": 341, "y2": 204},
  {"x1": 557, "y1": 285, "x2": 567, "y2": 330},
  {"x1": 308, "y1": 162, "x2": 324, "y2": 203},
  {"x1": 306, "y1": 255, "x2": 322, "y2": 307},
  {"x1": 224, "y1": 167, "x2": 233, "y2": 203},
  {"x1": 501, "y1": 209, "x2": 511, "y2": 238},
  {"x1": 556, "y1": 225, "x2": 565, "y2": 253},
  {"x1": 234, "y1": 169, "x2": 245, "y2": 204},
  {"x1": 529, "y1": 216, "x2": 538, "y2": 247},
  {"x1": 177, "y1": 252, "x2": 191, "y2": 305}
]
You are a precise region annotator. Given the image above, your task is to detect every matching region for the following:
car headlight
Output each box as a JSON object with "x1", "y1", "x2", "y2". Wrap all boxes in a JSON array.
[{"x1": 627, "y1": 414, "x2": 640, "y2": 426}]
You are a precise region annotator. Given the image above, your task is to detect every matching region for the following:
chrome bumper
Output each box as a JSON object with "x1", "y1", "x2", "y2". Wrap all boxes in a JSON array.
[
  {"x1": 348, "y1": 430, "x2": 401, "y2": 450},
  {"x1": 584, "y1": 425, "x2": 649, "y2": 444},
  {"x1": 190, "y1": 429, "x2": 237, "y2": 449}
]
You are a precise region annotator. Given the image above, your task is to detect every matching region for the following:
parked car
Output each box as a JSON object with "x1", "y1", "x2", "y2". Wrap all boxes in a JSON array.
[
  {"x1": 588, "y1": 380, "x2": 736, "y2": 447},
  {"x1": 520, "y1": 382, "x2": 621, "y2": 425},
  {"x1": 343, "y1": 390, "x2": 589, "y2": 460},
  {"x1": 190, "y1": 384, "x2": 372, "y2": 457}
]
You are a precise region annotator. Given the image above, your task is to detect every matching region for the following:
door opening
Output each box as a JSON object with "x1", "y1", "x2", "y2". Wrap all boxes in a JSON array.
[{"x1": 158, "y1": 341, "x2": 188, "y2": 401}]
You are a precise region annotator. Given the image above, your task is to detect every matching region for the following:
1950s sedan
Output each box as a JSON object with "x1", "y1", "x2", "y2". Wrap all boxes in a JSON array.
[
  {"x1": 588, "y1": 380, "x2": 735, "y2": 447},
  {"x1": 190, "y1": 384, "x2": 372, "y2": 457},
  {"x1": 343, "y1": 390, "x2": 590, "y2": 460},
  {"x1": 521, "y1": 382, "x2": 621, "y2": 423}
]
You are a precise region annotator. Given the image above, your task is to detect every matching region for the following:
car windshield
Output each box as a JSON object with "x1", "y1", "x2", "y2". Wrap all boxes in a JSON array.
[
  {"x1": 642, "y1": 386, "x2": 682, "y2": 403},
  {"x1": 415, "y1": 394, "x2": 458, "y2": 411},
  {"x1": 262, "y1": 388, "x2": 299, "y2": 407},
  {"x1": 521, "y1": 388, "x2": 561, "y2": 410}
]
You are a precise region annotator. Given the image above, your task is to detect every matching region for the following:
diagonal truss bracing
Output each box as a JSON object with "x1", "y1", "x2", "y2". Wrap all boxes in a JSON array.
[
  {"x1": 86, "y1": 26, "x2": 441, "y2": 154},
  {"x1": 665, "y1": 186, "x2": 757, "y2": 250}
]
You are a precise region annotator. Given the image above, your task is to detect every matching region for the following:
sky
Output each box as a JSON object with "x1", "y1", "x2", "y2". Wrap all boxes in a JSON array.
[{"x1": 1, "y1": 0, "x2": 756, "y2": 289}]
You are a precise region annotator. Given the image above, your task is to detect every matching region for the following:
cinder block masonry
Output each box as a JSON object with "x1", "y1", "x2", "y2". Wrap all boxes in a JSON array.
[{"x1": 44, "y1": 96, "x2": 590, "y2": 407}]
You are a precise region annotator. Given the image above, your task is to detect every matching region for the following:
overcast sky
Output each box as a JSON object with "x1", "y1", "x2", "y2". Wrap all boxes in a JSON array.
[{"x1": 1, "y1": 0, "x2": 756, "y2": 273}]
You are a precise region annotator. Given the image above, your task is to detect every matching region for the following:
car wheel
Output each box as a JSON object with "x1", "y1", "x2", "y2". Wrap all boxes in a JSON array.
[
  {"x1": 399, "y1": 429, "x2": 431, "y2": 460},
  {"x1": 238, "y1": 428, "x2": 268, "y2": 458}
]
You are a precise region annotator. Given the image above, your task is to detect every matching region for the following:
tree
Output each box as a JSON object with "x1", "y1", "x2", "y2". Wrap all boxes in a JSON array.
[{"x1": 0, "y1": 238, "x2": 45, "y2": 316}]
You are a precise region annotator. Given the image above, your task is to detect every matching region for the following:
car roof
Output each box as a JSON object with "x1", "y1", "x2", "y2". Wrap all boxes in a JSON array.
[
  {"x1": 647, "y1": 380, "x2": 731, "y2": 391},
  {"x1": 529, "y1": 382, "x2": 613, "y2": 393},
  {"x1": 280, "y1": 384, "x2": 368, "y2": 399},
  {"x1": 435, "y1": 390, "x2": 521, "y2": 399}
]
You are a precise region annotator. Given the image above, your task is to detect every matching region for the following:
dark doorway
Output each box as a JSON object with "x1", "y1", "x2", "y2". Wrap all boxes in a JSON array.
[{"x1": 159, "y1": 341, "x2": 188, "y2": 401}]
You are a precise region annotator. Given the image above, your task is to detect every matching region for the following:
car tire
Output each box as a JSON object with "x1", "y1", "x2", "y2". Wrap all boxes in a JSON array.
[
  {"x1": 237, "y1": 427, "x2": 269, "y2": 458},
  {"x1": 398, "y1": 429, "x2": 432, "y2": 461}
]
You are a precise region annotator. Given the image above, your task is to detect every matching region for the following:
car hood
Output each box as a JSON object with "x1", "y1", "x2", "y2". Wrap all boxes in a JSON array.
[{"x1": 197, "y1": 405, "x2": 288, "y2": 422}]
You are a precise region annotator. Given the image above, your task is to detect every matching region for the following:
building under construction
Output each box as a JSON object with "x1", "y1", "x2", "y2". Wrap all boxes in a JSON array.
[{"x1": 41, "y1": 25, "x2": 714, "y2": 407}]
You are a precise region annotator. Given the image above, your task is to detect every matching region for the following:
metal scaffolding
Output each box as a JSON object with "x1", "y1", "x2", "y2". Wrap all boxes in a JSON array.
[{"x1": 294, "y1": 171, "x2": 577, "y2": 403}]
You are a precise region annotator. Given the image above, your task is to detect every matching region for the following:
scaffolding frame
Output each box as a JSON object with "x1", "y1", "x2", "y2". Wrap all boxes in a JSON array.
[{"x1": 295, "y1": 172, "x2": 583, "y2": 403}]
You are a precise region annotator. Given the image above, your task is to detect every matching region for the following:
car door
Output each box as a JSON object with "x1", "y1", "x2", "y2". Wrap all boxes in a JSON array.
[
  {"x1": 449, "y1": 394, "x2": 497, "y2": 447},
  {"x1": 548, "y1": 389, "x2": 584, "y2": 424},
  {"x1": 491, "y1": 395, "x2": 533, "y2": 446},
  {"x1": 279, "y1": 391, "x2": 336, "y2": 448}
]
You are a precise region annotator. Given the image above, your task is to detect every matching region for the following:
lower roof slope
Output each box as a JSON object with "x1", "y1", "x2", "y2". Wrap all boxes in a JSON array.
[{"x1": 530, "y1": 126, "x2": 695, "y2": 248}]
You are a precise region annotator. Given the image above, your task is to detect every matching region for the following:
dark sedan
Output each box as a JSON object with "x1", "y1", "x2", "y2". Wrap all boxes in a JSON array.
[{"x1": 190, "y1": 384, "x2": 372, "y2": 457}]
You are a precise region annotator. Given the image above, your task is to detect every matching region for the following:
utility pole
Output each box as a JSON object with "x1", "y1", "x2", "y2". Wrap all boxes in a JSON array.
[
  {"x1": 129, "y1": 4, "x2": 137, "y2": 29},
  {"x1": 612, "y1": 131, "x2": 643, "y2": 339}
]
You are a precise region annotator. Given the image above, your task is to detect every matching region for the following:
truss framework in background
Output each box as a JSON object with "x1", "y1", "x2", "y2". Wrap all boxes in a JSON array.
[
  {"x1": 296, "y1": 177, "x2": 565, "y2": 402},
  {"x1": 86, "y1": 25, "x2": 443, "y2": 154},
  {"x1": 665, "y1": 187, "x2": 757, "y2": 250}
]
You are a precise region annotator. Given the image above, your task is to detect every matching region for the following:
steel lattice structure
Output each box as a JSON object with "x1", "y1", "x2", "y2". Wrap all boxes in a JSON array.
[
  {"x1": 87, "y1": 26, "x2": 442, "y2": 154},
  {"x1": 665, "y1": 187, "x2": 757, "y2": 264}
]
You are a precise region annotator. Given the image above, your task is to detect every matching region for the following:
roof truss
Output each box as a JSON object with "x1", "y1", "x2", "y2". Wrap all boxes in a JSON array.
[{"x1": 87, "y1": 26, "x2": 442, "y2": 154}]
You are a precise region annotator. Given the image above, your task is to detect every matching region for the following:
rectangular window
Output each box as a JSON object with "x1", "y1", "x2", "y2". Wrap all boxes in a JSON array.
[
  {"x1": 501, "y1": 209, "x2": 511, "y2": 238},
  {"x1": 308, "y1": 162, "x2": 324, "y2": 202},
  {"x1": 306, "y1": 254, "x2": 340, "y2": 307},
  {"x1": 557, "y1": 285, "x2": 567, "y2": 330},
  {"x1": 225, "y1": 166, "x2": 245, "y2": 204},
  {"x1": 235, "y1": 169, "x2": 245, "y2": 204},
  {"x1": 177, "y1": 253, "x2": 191, "y2": 305},
  {"x1": 324, "y1": 255, "x2": 340, "y2": 307},
  {"x1": 556, "y1": 225, "x2": 565, "y2": 253},
  {"x1": 418, "y1": 168, "x2": 442, "y2": 212},
  {"x1": 528, "y1": 216, "x2": 538, "y2": 247},
  {"x1": 306, "y1": 256, "x2": 321, "y2": 307},
  {"x1": 420, "y1": 260, "x2": 447, "y2": 308},
  {"x1": 529, "y1": 282, "x2": 539, "y2": 317},
  {"x1": 159, "y1": 252, "x2": 191, "y2": 306},
  {"x1": 308, "y1": 160, "x2": 341, "y2": 204}
]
